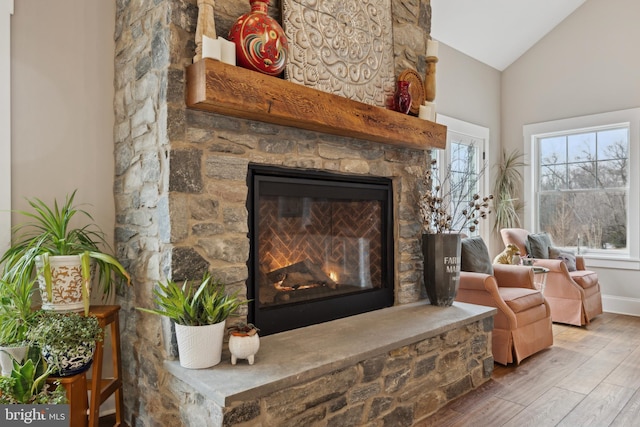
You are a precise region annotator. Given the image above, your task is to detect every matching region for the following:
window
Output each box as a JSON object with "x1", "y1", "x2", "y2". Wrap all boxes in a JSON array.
[
  {"x1": 538, "y1": 127, "x2": 628, "y2": 250},
  {"x1": 435, "y1": 115, "x2": 490, "y2": 239},
  {"x1": 524, "y1": 108, "x2": 640, "y2": 269}
]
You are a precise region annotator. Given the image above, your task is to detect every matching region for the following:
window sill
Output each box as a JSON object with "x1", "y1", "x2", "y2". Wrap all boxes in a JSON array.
[{"x1": 582, "y1": 255, "x2": 640, "y2": 270}]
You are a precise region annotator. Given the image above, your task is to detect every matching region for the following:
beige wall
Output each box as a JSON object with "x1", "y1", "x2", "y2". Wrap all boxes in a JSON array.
[
  {"x1": 502, "y1": 0, "x2": 640, "y2": 150},
  {"x1": 1, "y1": 0, "x2": 13, "y2": 253},
  {"x1": 502, "y1": 0, "x2": 640, "y2": 314},
  {"x1": 10, "y1": 0, "x2": 117, "y2": 413},
  {"x1": 434, "y1": 42, "x2": 503, "y2": 252},
  {"x1": 10, "y1": 0, "x2": 116, "y2": 246}
]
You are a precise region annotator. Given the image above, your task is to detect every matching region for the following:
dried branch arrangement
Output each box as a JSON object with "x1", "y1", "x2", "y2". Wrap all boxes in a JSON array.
[{"x1": 419, "y1": 158, "x2": 493, "y2": 234}]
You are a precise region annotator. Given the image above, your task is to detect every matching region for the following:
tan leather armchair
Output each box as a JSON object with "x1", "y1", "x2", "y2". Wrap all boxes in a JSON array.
[
  {"x1": 500, "y1": 228, "x2": 603, "y2": 326},
  {"x1": 456, "y1": 237, "x2": 553, "y2": 365}
]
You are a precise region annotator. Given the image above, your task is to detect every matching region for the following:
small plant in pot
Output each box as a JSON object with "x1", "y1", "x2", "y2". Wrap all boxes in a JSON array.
[
  {"x1": 493, "y1": 148, "x2": 526, "y2": 234},
  {"x1": 27, "y1": 311, "x2": 103, "y2": 377},
  {"x1": 228, "y1": 322, "x2": 259, "y2": 337},
  {"x1": 0, "y1": 190, "x2": 131, "y2": 315},
  {"x1": 0, "y1": 356, "x2": 67, "y2": 404},
  {"x1": 137, "y1": 272, "x2": 247, "y2": 369},
  {"x1": 0, "y1": 277, "x2": 38, "y2": 376},
  {"x1": 228, "y1": 322, "x2": 260, "y2": 366}
]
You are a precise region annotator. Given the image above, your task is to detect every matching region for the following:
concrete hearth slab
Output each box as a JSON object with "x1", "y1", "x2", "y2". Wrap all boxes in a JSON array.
[{"x1": 165, "y1": 301, "x2": 495, "y2": 407}]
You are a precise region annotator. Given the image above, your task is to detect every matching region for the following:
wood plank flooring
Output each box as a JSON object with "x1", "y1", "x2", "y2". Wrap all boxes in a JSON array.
[{"x1": 420, "y1": 312, "x2": 640, "y2": 427}]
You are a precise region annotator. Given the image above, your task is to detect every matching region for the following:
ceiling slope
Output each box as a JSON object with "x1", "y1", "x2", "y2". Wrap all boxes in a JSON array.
[{"x1": 431, "y1": 0, "x2": 587, "y2": 71}]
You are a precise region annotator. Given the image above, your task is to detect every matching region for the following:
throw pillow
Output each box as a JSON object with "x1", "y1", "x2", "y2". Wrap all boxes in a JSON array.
[
  {"x1": 527, "y1": 232, "x2": 553, "y2": 259},
  {"x1": 549, "y1": 246, "x2": 577, "y2": 272},
  {"x1": 461, "y1": 236, "x2": 493, "y2": 275},
  {"x1": 548, "y1": 246, "x2": 563, "y2": 259}
]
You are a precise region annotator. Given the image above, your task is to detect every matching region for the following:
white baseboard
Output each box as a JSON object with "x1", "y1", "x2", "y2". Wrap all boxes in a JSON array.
[{"x1": 602, "y1": 295, "x2": 640, "y2": 317}]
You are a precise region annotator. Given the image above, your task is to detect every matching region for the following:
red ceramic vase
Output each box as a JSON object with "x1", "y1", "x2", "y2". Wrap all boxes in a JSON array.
[
  {"x1": 394, "y1": 81, "x2": 412, "y2": 114},
  {"x1": 228, "y1": 0, "x2": 289, "y2": 76}
]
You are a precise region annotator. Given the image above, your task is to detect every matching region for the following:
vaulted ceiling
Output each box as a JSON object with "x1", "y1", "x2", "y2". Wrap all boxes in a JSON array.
[{"x1": 430, "y1": 0, "x2": 587, "y2": 71}]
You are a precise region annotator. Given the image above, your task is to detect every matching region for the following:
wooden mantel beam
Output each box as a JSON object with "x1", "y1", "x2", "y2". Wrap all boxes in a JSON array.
[{"x1": 185, "y1": 59, "x2": 447, "y2": 151}]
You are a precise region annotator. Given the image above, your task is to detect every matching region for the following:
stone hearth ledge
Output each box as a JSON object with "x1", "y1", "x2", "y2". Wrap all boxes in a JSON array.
[{"x1": 165, "y1": 301, "x2": 496, "y2": 407}]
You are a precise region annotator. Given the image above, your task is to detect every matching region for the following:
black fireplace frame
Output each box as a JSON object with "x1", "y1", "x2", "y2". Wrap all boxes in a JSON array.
[{"x1": 247, "y1": 164, "x2": 395, "y2": 335}]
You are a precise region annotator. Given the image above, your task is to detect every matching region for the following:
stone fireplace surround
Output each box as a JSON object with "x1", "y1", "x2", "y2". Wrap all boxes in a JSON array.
[
  {"x1": 161, "y1": 109, "x2": 498, "y2": 425},
  {"x1": 114, "y1": 0, "x2": 495, "y2": 425},
  {"x1": 159, "y1": 107, "x2": 498, "y2": 426}
]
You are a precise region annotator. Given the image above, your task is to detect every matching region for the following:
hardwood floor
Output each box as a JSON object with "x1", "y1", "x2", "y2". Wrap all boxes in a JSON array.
[{"x1": 420, "y1": 312, "x2": 640, "y2": 427}]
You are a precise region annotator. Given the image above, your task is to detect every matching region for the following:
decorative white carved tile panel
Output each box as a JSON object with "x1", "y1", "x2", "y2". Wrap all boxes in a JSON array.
[{"x1": 282, "y1": 0, "x2": 396, "y2": 107}]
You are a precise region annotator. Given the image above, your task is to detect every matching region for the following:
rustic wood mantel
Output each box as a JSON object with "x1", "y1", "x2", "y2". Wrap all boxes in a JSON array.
[{"x1": 185, "y1": 59, "x2": 447, "y2": 150}]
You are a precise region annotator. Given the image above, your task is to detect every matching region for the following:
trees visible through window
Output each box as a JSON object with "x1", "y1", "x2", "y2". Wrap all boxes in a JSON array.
[
  {"x1": 537, "y1": 126, "x2": 629, "y2": 251},
  {"x1": 435, "y1": 115, "x2": 490, "y2": 239},
  {"x1": 448, "y1": 141, "x2": 484, "y2": 236}
]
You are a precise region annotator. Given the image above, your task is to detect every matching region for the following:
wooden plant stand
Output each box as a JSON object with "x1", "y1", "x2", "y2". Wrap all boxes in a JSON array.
[{"x1": 87, "y1": 305, "x2": 124, "y2": 427}]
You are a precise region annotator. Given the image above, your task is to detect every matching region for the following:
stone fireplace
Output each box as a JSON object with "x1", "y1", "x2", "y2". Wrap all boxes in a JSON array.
[
  {"x1": 167, "y1": 105, "x2": 431, "y2": 311},
  {"x1": 113, "y1": 1, "x2": 494, "y2": 425}
]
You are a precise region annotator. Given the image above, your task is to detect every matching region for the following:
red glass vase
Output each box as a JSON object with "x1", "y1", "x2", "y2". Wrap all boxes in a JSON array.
[
  {"x1": 228, "y1": 0, "x2": 289, "y2": 76},
  {"x1": 394, "y1": 81, "x2": 412, "y2": 114}
]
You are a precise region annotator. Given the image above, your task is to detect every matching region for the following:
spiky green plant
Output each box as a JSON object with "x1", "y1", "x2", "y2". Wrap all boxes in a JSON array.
[
  {"x1": 0, "y1": 190, "x2": 130, "y2": 314},
  {"x1": 137, "y1": 273, "x2": 247, "y2": 326},
  {"x1": 0, "y1": 276, "x2": 37, "y2": 346},
  {"x1": 0, "y1": 357, "x2": 67, "y2": 404},
  {"x1": 493, "y1": 149, "x2": 527, "y2": 232},
  {"x1": 138, "y1": 273, "x2": 247, "y2": 326}
]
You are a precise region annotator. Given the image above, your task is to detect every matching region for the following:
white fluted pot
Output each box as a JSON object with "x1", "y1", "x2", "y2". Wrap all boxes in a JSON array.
[{"x1": 175, "y1": 320, "x2": 226, "y2": 369}]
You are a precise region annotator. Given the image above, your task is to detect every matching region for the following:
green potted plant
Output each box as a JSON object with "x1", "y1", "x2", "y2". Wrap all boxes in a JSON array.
[
  {"x1": 0, "y1": 190, "x2": 131, "y2": 314},
  {"x1": 0, "y1": 356, "x2": 67, "y2": 404},
  {"x1": 27, "y1": 311, "x2": 103, "y2": 377},
  {"x1": 0, "y1": 277, "x2": 38, "y2": 376},
  {"x1": 137, "y1": 272, "x2": 247, "y2": 369},
  {"x1": 493, "y1": 148, "x2": 526, "y2": 233},
  {"x1": 227, "y1": 322, "x2": 260, "y2": 365}
]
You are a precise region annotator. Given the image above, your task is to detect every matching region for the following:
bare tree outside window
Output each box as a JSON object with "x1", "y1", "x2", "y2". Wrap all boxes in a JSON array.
[
  {"x1": 537, "y1": 127, "x2": 628, "y2": 251},
  {"x1": 429, "y1": 142, "x2": 489, "y2": 237},
  {"x1": 435, "y1": 115, "x2": 491, "y2": 241}
]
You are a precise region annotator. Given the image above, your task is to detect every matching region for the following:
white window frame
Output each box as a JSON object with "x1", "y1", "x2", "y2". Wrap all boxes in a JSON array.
[
  {"x1": 1, "y1": 0, "x2": 13, "y2": 254},
  {"x1": 523, "y1": 108, "x2": 640, "y2": 270},
  {"x1": 435, "y1": 114, "x2": 491, "y2": 242}
]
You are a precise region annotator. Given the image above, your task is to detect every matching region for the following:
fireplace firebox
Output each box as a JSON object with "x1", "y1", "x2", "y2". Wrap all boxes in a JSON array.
[{"x1": 248, "y1": 165, "x2": 395, "y2": 335}]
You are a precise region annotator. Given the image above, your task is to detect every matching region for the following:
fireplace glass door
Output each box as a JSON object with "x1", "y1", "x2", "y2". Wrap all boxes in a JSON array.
[{"x1": 248, "y1": 165, "x2": 394, "y2": 335}]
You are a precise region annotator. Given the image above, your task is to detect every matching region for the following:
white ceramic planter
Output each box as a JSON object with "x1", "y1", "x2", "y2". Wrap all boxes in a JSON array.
[
  {"x1": 175, "y1": 320, "x2": 226, "y2": 369},
  {"x1": 0, "y1": 345, "x2": 29, "y2": 376},
  {"x1": 35, "y1": 255, "x2": 87, "y2": 312},
  {"x1": 229, "y1": 333, "x2": 260, "y2": 365}
]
